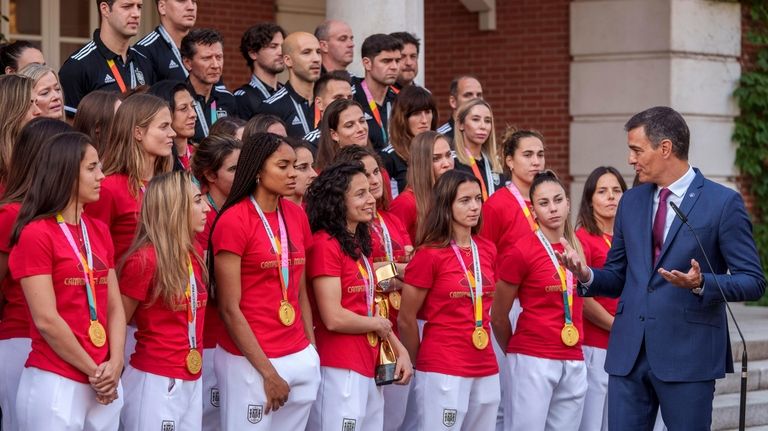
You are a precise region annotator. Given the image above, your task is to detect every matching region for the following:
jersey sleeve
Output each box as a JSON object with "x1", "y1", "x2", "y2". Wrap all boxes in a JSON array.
[
  {"x1": 119, "y1": 247, "x2": 155, "y2": 301},
  {"x1": 9, "y1": 222, "x2": 54, "y2": 279},
  {"x1": 403, "y1": 247, "x2": 435, "y2": 290},
  {"x1": 306, "y1": 234, "x2": 342, "y2": 280},
  {"x1": 497, "y1": 246, "x2": 527, "y2": 285}
]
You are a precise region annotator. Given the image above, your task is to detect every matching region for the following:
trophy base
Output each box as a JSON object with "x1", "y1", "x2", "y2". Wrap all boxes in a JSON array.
[{"x1": 375, "y1": 363, "x2": 397, "y2": 386}]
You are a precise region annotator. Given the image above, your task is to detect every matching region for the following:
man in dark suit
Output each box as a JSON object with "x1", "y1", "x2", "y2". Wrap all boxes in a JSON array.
[{"x1": 558, "y1": 106, "x2": 765, "y2": 430}]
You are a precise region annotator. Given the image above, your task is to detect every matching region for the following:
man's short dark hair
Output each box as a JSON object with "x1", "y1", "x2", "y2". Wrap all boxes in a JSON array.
[
  {"x1": 389, "y1": 32, "x2": 420, "y2": 53},
  {"x1": 240, "y1": 23, "x2": 286, "y2": 69},
  {"x1": 96, "y1": 0, "x2": 115, "y2": 16},
  {"x1": 360, "y1": 34, "x2": 403, "y2": 61},
  {"x1": 180, "y1": 28, "x2": 223, "y2": 60},
  {"x1": 314, "y1": 70, "x2": 351, "y2": 99},
  {"x1": 449, "y1": 75, "x2": 479, "y2": 97},
  {"x1": 624, "y1": 106, "x2": 690, "y2": 160}
]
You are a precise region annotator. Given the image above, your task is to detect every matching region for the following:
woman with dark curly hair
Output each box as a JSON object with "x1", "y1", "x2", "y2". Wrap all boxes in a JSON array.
[
  {"x1": 209, "y1": 132, "x2": 319, "y2": 430},
  {"x1": 305, "y1": 161, "x2": 413, "y2": 431}
]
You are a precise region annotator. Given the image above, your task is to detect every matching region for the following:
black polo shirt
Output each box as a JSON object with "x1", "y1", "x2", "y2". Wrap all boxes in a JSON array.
[
  {"x1": 352, "y1": 77, "x2": 398, "y2": 151},
  {"x1": 437, "y1": 119, "x2": 455, "y2": 143},
  {"x1": 380, "y1": 145, "x2": 408, "y2": 194},
  {"x1": 234, "y1": 75, "x2": 283, "y2": 121},
  {"x1": 189, "y1": 84, "x2": 238, "y2": 143},
  {"x1": 60, "y1": 29, "x2": 156, "y2": 117},
  {"x1": 303, "y1": 128, "x2": 321, "y2": 155},
  {"x1": 256, "y1": 81, "x2": 316, "y2": 139},
  {"x1": 133, "y1": 25, "x2": 188, "y2": 82}
]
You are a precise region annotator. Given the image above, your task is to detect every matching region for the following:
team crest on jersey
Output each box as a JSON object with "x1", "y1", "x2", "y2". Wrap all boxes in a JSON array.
[
  {"x1": 342, "y1": 418, "x2": 357, "y2": 431},
  {"x1": 443, "y1": 409, "x2": 457, "y2": 427},
  {"x1": 216, "y1": 109, "x2": 229, "y2": 119},
  {"x1": 492, "y1": 172, "x2": 501, "y2": 186},
  {"x1": 161, "y1": 420, "x2": 175, "y2": 431},
  {"x1": 210, "y1": 388, "x2": 220, "y2": 407},
  {"x1": 136, "y1": 69, "x2": 146, "y2": 85},
  {"x1": 247, "y1": 404, "x2": 263, "y2": 424}
]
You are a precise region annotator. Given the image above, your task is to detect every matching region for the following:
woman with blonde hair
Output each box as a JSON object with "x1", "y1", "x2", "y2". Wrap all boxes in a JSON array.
[
  {"x1": 453, "y1": 99, "x2": 503, "y2": 201},
  {"x1": 88, "y1": 93, "x2": 175, "y2": 262},
  {"x1": 0, "y1": 74, "x2": 40, "y2": 188},
  {"x1": 19, "y1": 63, "x2": 65, "y2": 120},
  {"x1": 118, "y1": 171, "x2": 210, "y2": 431},
  {"x1": 389, "y1": 131, "x2": 454, "y2": 243}
]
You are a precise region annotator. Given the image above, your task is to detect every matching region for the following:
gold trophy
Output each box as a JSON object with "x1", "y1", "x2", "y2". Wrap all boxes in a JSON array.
[{"x1": 374, "y1": 267, "x2": 399, "y2": 386}]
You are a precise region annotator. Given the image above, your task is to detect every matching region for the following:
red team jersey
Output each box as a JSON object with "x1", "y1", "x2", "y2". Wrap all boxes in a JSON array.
[
  {"x1": 0, "y1": 202, "x2": 30, "y2": 339},
  {"x1": 85, "y1": 174, "x2": 142, "y2": 262},
  {"x1": 120, "y1": 244, "x2": 207, "y2": 380},
  {"x1": 212, "y1": 198, "x2": 312, "y2": 358},
  {"x1": 306, "y1": 230, "x2": 379, "y2": 378},
  {"x1": 404, "y1": 237, "x2": 499, "y2": 377},
  {"x1": 575, "y1": 228, "x2": 616, "y2": 349},
  {"x1": 196, "y1": 207, "x2": 223, "y2": 349},
  {"x1": 9, "y1": 215, "x2": 114, "y2": 383},
  {"x1": 498, "y1": 234, "x2": 589, "y2": 361},
  {"x1": 480, "y1": 186, "x2": 536, "y2": 257},
  {"x1": 389, "y1": 188, "x2": 418, "y2": 243}
]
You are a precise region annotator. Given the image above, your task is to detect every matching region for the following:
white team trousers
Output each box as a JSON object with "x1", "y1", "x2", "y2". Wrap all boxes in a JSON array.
[
  {"x1": 215, "y1": 344, "x2": 320, "y2": 430},
  {"x1": 202, "y1": 346, "x2": 220, "y2": 431},
  {"x1": 414, "y1": 371, "x2": 500, "y2": 431},
  {"x1": 308, "y1": 366, "x2": 384, "y2": 431},
  {"x1": 579, "y1": 345, "x2": 609, "y2": 431},
  {"x1": 504, "y1": 353, "x2": 587, "y2": 431},
  {"x1": 0, "y1": 337, "x2": 31, "y2": 431},
  {"x1": 15, "y1": 366, "x2": 123, "y2": 431},
  {"x1": 120, "y1": 365, "x2": 202, "y2": 431}
]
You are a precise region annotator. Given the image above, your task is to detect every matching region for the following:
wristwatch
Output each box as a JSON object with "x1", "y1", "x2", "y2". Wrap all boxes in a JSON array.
[{"x1": 691, "y1": 276, "x2": 705, "y2": 296}]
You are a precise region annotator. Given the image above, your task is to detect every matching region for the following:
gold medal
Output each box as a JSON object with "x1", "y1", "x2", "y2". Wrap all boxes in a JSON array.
[
  {"x1": 561, "y1": 323, "x2": 579, "y2": 347},
  {"x1": 278, "y1": 300, "x2": 296, "y2": 326},
  {"x1": 472, "y1": 327, "x2": 489, "y2": 350},
  {"x1": 367, "y1": 331, "x2": 379, "y2": 347},
  {"x1": 388, "y1": 291, "x2": 401, "y2": 310},
  {"x1": 186, "y1": 349, "x2": 202, "y2": 374},
  {"x1": 88, "y1": 320, "x2": 106, "y2": 347}
]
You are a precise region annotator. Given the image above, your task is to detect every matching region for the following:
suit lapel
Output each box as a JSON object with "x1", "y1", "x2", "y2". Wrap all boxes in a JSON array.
[{"x1": 654, "y1": 171, "x2": 704, "y2": 269}]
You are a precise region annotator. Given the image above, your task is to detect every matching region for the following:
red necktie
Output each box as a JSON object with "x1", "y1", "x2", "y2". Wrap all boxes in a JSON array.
[{"x1": 652, "y1": 188, "x2": 672, "y2": 263}]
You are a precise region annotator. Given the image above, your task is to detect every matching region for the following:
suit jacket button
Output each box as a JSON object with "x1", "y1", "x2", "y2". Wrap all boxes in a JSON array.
[{"x1": 639, "y1": 315, "x2": 645, "y2": 321}]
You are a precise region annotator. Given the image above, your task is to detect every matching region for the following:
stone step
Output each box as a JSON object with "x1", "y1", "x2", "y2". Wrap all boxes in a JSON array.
[
  {"x1": 716, "y1": 359, "x2": 768, "y2": 395},
  {"x1": 724, "y1": 427, "x2": 768, "y2": 431},
  {"x1": 727, "y1": 304, "x2": 768, "y2": 362},
  {"x1": 712, "y1": 389, "x2": 768, "y2": 431}
]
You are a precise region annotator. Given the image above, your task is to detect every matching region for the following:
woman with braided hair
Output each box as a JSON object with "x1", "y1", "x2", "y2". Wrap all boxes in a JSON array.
[{"x1": 209, "y1": 132, "x2": 319, "y2": 430}]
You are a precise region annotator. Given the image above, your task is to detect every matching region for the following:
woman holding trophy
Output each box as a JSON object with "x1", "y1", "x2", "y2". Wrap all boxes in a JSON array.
[
  {"x1": 398, "y1": 170, "x2": 501, "y2": 431},
  {"x1": 306, "y1": 161, "x2": 413, "y2": 431}
]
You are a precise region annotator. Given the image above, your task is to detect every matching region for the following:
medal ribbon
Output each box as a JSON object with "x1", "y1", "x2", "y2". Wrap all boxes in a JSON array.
[
  {"x1": 250, "y1": 196, "x2": 290, "y2": 303},
  {"x1": 535, "y1": 229, "x2": 574, "y2": 325},
  {"x1": 206, "y1": 193, "x2": 219, "y2": 213},
  {"x1": 210, "y1": 100, "x2": 218, "y2": 125},
  {"x1": 603, "y1": 233, "x2": 612, "y2": 248},
  {"x1": 193, "y1": 100, "x2": 210, "y2": 137},
  {"x1": 314, "y1": 103, "x2": 321, "y2": 128},
  {"x1": 506, "y1": 182, "x2": 538, "y2": 232},
  {"x1": 361, "y1": 80, "x2": 387, "y2": 144},
  {"x1": 185, "y1": 259, "x2": 198, "y2": 350},
  {"x1": 357, "y1": 255, "x2": 375, "y2": 317},
  {"x1": 106, "y1": 59, "x2": 128, "y2": 93},
  {"x1": 449, "y1": 239, "x2": 483, "y2": 328},
  {"x1": 55, "y1": 214, "x2": 98, "y2": 322},
  {"x1": 463, "y1": 149, "x2": 490, "y2": 201},
  {"x1": 157, "y1": 25, "x2": 189, "y2": 78},
  {"x1": 376, "y1": 212, "x2": 394, "y2": 262}
]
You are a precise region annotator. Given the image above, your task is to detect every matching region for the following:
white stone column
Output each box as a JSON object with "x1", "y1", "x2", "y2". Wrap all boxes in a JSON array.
[
  {"x1": 569, "y1": 0, "x2": 742, "y2": 205},
  {"x1": 326, "y1": 0, "x2": 425, "y2": 85}
]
